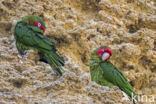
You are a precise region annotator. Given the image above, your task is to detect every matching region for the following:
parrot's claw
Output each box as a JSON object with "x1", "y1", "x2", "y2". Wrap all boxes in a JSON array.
[
  {"x1": 22, "y1": 55, "x2": 27, "y2": 58},
  {"x1": 22, "y1": 51, "x2": 27, "y2": 58}
]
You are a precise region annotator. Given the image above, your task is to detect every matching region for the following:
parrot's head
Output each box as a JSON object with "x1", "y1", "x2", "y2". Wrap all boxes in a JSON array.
[
  {"x1": 96, "y1": 46, "x2": 112, "y2": 62},
  {"x1": 23, "y1": 15, "x2": 46, "y2": 32}
]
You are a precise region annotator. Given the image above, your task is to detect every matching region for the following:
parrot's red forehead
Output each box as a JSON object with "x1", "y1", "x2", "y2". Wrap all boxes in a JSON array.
[
  {"x1": 96, "y1": 47, "x2": 112, "y2": 62},
  {"x1": 97, "y1": 47, "x2": 112, "y2": 56},
  {"x1": 33, "y1": 21, "x2": 45, "y2": 32}
]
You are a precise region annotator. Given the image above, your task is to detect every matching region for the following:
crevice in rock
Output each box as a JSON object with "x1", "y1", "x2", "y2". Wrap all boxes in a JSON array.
[
  {"x1": 130, "y1": 81, "x2": 135, "y2": 87},
  {"x1": 49, "y1": 35, "x2": 71, "y2": 47},
  {"x1": 13, "y1": 81, "x2": 23, "y2": 88},
  {"x1": 87, "y1": 34, "x2": 96, "y2": 40},
  {"x1": 126, "y1": 24, "x2": 139, "y2": 33}
]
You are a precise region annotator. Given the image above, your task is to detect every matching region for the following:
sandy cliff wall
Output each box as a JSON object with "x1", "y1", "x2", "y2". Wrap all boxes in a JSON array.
[{"x1": 0, "y1": 0, "x2": 155, "y2": 104}]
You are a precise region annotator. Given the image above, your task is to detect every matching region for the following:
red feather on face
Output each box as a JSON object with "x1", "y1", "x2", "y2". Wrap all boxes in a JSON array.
[
  {"x1": 97, "y1": 47, "x2": 112, "y2": 61},
  {"x1": 33, "y1": 21, "x2": 45, "y2": 32},
  {"x1": 97, "y1": 47, "x2": 105, "y2": 56}
]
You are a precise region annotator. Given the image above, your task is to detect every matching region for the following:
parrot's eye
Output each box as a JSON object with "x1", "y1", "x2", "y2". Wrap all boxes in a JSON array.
[
  {"x1": 33, "y1": 21, "x2": 45, "y2": 33},
  {"x1": 38, "y1": 22, "x2": 41, "y2": 27}
]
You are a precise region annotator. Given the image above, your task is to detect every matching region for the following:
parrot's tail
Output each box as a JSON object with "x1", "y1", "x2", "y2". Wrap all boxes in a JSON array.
[
  {"x1": 44, "y1": 51, "x2": 65, "y2": 76},
  {"x1": 131, "y1": 92, "x2": 140, "y2": 104}
]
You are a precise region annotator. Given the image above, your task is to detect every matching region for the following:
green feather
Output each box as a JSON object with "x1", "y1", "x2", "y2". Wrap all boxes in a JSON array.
[
  {"x1": 90, "y1": 47, "x2": 140, "y2": 104},
  {"x1": 22, "y1": 15, "x2": 46, "y2": 29},
  {"x1": 14, "y1": 15, "x2": 64, "y2": 76}
]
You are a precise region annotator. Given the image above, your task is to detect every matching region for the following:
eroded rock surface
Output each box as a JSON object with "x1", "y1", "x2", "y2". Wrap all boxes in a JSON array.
[{"x1": 0, "y1": 0, "x2": 155, "y2": 104}]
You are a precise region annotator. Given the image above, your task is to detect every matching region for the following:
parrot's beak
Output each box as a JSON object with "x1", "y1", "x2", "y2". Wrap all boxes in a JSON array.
[{"x1": 102, "y1": 52, "x2": 110, "y2": 61}]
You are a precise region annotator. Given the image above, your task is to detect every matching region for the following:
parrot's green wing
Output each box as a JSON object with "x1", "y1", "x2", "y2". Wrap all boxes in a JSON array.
[
  {"x1": 90, "y1": 47, "x2": 139, "y2": 104},
  {"x1": 100, "y1": 62, "x2": 139, "y2": 104},
  {"x1": 28, "y1": 25, "x2": 43, "y2": 33},
  {"x1": 100, "y1": 62, "x2": 132, "y2": 91},
  {"x1": 90, "y1": 52, "x2": 115, "y2": 86},
  {"x1": 14, "y1": 23, "x2": 64, "y2": 75},
  {"x1": 15, "y1": 25, "x2": 53, "y2": 51}
]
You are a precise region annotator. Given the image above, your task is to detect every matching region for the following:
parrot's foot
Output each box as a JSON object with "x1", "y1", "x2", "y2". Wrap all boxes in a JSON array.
[
  {"x1": 22, "y1": 51, "x2": 27, "y2": 57},
  {"x1": 18, "y1": 50, "x2": 27, "y2": 58}
]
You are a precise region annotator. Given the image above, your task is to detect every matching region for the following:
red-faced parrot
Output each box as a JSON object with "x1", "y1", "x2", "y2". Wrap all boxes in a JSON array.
[
  {"x1": 14, "y1": 15, "x2": 64, "y2": 76},
  {"x1": 90, "y1": 46, "x2": 140, "y2": 104}
]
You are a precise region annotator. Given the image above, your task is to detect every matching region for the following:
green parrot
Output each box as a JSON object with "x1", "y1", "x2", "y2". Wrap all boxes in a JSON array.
[
  {"x1": 14, "y1": 15, "x2": 64, "y2": 76},
  {"x1": 90, "y1": 46, "x2": 140, "y2": 104}
]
